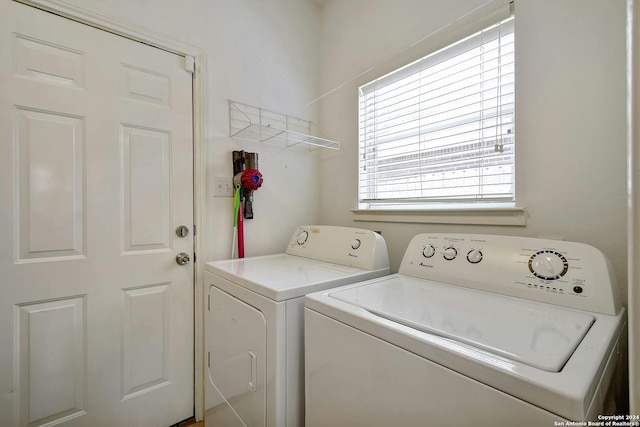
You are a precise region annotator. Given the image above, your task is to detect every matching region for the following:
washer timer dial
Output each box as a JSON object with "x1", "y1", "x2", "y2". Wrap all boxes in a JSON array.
[{"x1": 528, "y1": 250, "x2": 569, "y2": 280}]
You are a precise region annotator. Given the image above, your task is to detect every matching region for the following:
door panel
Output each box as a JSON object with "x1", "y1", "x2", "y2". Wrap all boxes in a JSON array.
[
  {"x1": 15, "y1": 107, "x2": 85, "y2": 260},
  {"x1": 121, "y1": 125, "x2": 171, "y2": 252},
  {"x1": 121, "y1": 64, "x2": 171, "y2": 106},
  {"x1": 13, "y1": 33, "x2": 85, "y2": 88},
  {"x1": 122, "y1": 283, "x2": 172, "y2": 399},
  {"x1": 0, "y1": 2, "x2": 194, "y2": 426},
  {"x1": 210, "y1": 285, "x2": 267, "y2": 427},
  {"x1": 16, "y1": 297, "x2": 87, "y2": 426}
]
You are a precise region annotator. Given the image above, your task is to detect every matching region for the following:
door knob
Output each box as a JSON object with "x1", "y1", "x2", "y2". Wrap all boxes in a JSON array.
[{"x1": 176, "y1": 253, "x2": 190, "y2": 265}]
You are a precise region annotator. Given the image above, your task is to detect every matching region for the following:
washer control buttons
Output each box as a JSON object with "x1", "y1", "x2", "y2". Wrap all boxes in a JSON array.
[
  {"x1": 466, "y1": 249, "x2": 483, "y2": 264},
  {"x1": 573, "y1": 286, "x2": 583, "y2": 294},
  {"x1": 443, "y1": 246, "x2": 457, "y2": 261},
  {"x1": 422, "y1": 245, "x2": 436, "y2": 258},
  {"x1": 528, "y1": 250, "x2": 569, "y2": 280},
  {"x1": 351, "y1": 239, "x2": 361, "y2": 250}
]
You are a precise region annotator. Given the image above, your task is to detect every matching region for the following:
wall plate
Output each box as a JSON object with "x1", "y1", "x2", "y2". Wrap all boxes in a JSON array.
[{"x1": 214, "y1": 176, "x2": 233, "y2": 197}]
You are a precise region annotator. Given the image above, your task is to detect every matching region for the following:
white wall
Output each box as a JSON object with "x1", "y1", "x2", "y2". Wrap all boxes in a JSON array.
[
  {"x1": 51, "y1": 0, "x2": 629, "y2": 303},
  {"x1": 59, "y1": 0, "x2": 325, "y2": 260},
  {"x1": 316, "y1": 0, "x2": 629, "y2": 304}
]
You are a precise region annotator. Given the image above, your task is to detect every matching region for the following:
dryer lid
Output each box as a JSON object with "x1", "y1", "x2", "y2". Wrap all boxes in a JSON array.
[
  {"x1": 329, "y1": 276, "x2": 595, "y2": 372},
  {"x1": 206, "y1": 254, "x2": 387, "y2": 301}
]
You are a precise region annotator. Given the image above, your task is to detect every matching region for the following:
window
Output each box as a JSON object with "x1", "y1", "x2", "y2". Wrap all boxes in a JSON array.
[{"x1": 358, "y1": 14, "x2": 515, "y2": 210}]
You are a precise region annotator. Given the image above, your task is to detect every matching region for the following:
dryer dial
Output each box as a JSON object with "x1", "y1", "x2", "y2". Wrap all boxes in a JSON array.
[
  {"x1": 296, "y1": 230, "x2": 309, "y2": 245},
  {"x1": 528, "y1": 250, "x2": 569, "y2": 280}
]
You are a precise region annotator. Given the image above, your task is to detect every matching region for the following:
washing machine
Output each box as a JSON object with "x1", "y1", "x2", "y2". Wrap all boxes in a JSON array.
[
  {"x1": 305, "y1": 233, "x2": 627, "y2": 426},
  {"x1": 204, "y1": 225, "x2": 390, "y2": 427}
]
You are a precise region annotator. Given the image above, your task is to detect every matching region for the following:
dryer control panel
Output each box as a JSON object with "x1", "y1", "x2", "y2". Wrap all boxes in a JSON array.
[
  {"x1": 286, "y1": 225, "x2": 389, "y2": 271},
  {"x1": 399, "y1": 234, "x2": 621, "y2": 315}
]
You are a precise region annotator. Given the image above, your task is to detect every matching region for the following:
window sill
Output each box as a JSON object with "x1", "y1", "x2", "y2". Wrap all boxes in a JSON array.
[{"x1": 351, "y1": 207, "x2": 526, "y2": 226}]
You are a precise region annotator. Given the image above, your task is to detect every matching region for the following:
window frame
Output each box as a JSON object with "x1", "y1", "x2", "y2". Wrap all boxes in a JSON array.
[{"x1": 352, "y1": 1, "x2": 525, "y2": 226}]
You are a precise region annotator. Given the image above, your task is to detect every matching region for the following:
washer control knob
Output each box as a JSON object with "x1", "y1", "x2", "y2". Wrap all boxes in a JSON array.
[
  {"x1": 467, "y1": 249, "x2": 483, "y2": 264},
  {"x1": 296, "y1": 230, "x2": 309, "y2": 245},
  {"x1": 351, "y1": 239, "x2": 361, "y2": 250},
  {"x1": 528, "y1": 250, "x2": 569, "y2": 280},
  {"x1": 443, "y1": 246, "x2": 457, "y2": 260},
  {"x1": 422, "y1": 245, "x2": 436, "y2": 258}
]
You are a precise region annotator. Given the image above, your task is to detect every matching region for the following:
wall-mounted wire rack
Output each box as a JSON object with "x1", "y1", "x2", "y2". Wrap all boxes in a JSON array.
[{"x1": 228, "y1": 100, "x2": 340, "y2": 150}]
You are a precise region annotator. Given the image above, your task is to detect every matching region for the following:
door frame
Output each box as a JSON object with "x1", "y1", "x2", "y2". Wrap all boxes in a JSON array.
[
  {"x1": 629, "y1": 0, "x2": 639, "y2": 413},
  {"x1": 13, "y1": 0, "x2": 208, "y2": 420}
]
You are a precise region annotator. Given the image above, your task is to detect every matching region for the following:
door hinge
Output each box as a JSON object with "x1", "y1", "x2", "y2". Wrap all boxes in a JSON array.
[
  {"x1": 193, "y1": 224, "x2": 197, "y2": 236},
  {"x1": 208, "y1": 351, "x2": 210, "y2": 367},
  {"x1": 193, "y1": 252, "x2": 196, "y2": 263},
  {"x1": 207, "y1": 294, "x2": 210, "y2": 311},
  {"x1": 185, "y1": 55, "x2": 195, "y2": 73}
]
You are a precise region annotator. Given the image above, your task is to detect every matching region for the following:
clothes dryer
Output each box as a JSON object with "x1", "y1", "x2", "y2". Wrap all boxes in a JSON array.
[
  {"x1": 305, "y1": 233, "x2": 626, "y2": 426},
  {"x1": 205, "y1": 225, "x2": 389, "y2": 427}
]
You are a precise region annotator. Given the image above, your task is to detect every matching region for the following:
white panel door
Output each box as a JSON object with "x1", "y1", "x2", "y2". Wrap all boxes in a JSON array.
[{"x1": 0, "y1": 2, "x2": 194, "y2": 426}]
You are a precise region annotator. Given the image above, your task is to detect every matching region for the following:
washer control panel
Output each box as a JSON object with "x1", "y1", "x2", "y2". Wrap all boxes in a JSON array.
[
  {"x1": 399, "y1": 233, "x2": 620, "y2": 315},
  {"x1": 286, "y1": 225, "x2": 389, "y2": 271}
]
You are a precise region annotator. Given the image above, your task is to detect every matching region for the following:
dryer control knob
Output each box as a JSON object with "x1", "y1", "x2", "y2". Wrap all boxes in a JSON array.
[
  {"x1": 296, "y1": 230, "x2": 309, "y2": 245},
  {"x1": 443, "y1": 246, "x2": 457, "y2": 260},
  {"x1": 351, "y1": 239, "x2": 361, "y2": 250}
]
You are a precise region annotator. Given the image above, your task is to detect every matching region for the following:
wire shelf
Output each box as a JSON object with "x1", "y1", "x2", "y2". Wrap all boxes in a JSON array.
[{"x1": 228, "y1": 101, "x2": 339, "y2": 150}]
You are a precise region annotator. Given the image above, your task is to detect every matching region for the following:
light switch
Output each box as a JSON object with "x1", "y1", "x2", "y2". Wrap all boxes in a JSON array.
[{"x1": 214, "y1": 176, "x2": 233, "y2": 197}]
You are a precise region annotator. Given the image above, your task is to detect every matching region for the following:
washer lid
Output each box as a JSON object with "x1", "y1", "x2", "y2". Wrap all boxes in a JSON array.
[{"x1": 329, "y1": 277, "x2": 595, "y2": 372}]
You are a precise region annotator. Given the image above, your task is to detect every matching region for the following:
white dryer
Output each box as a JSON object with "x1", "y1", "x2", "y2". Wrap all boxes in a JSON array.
[
  {"x1": 205, "y1": 225, "x2": 389, "y2": 427},
  {"x1": 305, "y1": 233, "x2": 627, "y2": 426}
]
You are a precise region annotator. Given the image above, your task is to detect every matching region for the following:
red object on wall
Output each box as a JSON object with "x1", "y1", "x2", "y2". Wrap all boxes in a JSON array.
[{"x1": 241, "y1": 169, "x2": 263, "y2": 191}]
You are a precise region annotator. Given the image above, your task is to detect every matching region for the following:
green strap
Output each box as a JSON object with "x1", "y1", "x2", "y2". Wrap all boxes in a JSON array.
[{"x1": 233, "y1": 184, "x2": 241, "y2": 227}]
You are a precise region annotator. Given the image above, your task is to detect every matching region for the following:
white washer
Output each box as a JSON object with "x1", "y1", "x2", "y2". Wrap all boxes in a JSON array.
[
  {"x1": 305, "y1": 233, "x2": 627, "y2": 426},
  {"x1": 204, "y1": 225, "x2": 389, "y2": 427}
]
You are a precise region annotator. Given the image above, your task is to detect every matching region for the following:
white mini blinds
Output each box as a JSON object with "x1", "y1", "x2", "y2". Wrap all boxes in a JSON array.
[{"x1": 358, "y1": 14, "x2": 515, "y2": 208}]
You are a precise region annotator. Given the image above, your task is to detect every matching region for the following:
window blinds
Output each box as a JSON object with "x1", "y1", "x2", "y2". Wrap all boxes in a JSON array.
[{"x1": 358, "y1": 15, "x2": 515, "y2": 208}]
